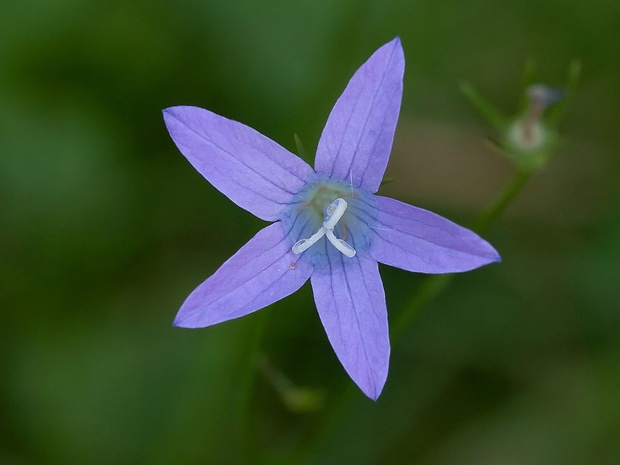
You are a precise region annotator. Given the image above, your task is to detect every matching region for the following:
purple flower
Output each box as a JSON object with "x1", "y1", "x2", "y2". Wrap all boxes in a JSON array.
[{"x1": 163, "y1": 38, "x2": 500, "y2": 400}]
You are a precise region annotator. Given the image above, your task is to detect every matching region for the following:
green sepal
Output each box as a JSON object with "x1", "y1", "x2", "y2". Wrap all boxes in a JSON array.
[
  {"x1": 546, "y1": 59, "x2": 581, "y2": 129},
  {"x1": 294, "y1": 133, "x2": 308, "y2": 160},
  {"x1": 460, "y1": 81, "x2": 508, "y2": 131}
]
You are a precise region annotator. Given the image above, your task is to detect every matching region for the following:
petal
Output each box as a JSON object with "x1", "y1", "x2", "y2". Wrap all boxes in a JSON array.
[
  {"x1": 314, "y1": 38, "x2": 404, "y2": 193},
  {"x1": 163, "y1": 106, "x2": 315, "y2": 221},
  {"x1": 368, "y1": 196, "x2": 501, "y2": 273},
  {"x1": 311, "y1": 255, "x2": 389, "y2": 400},
  {"x1": 174, "y1": 223, "x2": 312, "y2": 328}
]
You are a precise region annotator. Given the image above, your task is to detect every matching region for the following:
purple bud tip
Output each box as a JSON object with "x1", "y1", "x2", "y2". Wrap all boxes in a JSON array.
[{"x1": 527, "y1": 84, "x2": 565, "y2": 107}]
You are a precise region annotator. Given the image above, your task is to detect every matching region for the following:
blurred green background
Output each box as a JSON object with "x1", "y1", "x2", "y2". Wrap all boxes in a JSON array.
[{"x1": 2, "y1": 0, "x2": 619, "y2": 463}]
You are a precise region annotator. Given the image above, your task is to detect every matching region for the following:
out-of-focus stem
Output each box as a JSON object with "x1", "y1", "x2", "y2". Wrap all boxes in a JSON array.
[
  {"x1": 392, "y1": 273, "x2": 452, "y2": 342},
  {"x1": 471, "y1": 169, "x2": 530, "y2": 233},
  {"x1": 392, "y1": 168, "x2": 531, "y2": 343},
  {"x1": 239, "y1": 311, "x2": 270, "y2": 462}
]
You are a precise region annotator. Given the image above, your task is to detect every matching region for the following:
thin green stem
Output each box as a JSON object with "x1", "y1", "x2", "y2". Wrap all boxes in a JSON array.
[
  {"x1": 471, "y1": 169, "x2": 530, "y2": 233},
  {"x1": 238, "y1": 310, "x2": 271, "y2": 462},
  {"x1": 392, "y1": 168, "x2": 531, "y2": 342},
  {"x1": 392, "y1": 273, "x2": 452, "y2": 342}
]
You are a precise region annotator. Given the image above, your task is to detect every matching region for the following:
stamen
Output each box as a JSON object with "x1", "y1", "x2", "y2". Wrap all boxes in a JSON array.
[{"x1": 291, "y1": 197, "x2": 357, "y2": 258}]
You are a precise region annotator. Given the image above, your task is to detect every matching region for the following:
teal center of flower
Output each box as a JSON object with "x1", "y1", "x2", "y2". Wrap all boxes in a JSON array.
[{"x1": 281, "y1": 174, "x2": 376, "y2": 269}]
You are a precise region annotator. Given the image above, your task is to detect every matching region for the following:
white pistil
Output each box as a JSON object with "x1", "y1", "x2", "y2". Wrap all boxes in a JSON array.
[
  {"x1": 292, "y1": 198, "x2": 357, "y2": 258},
  {"x1": 323, "y1": 198, "x2": 347, "y2": 230},
  {"x1": 325, "y1": 229, "x2": 356, "y2": 258},
  {"x1": 292, "y1": 228, "x2": 326, "y2": 254}
]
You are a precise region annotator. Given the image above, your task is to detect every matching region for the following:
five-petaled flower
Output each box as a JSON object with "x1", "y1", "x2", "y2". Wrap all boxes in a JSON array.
[{"x1": 163, "y1": 38, "x2": 500, "y2": 400}]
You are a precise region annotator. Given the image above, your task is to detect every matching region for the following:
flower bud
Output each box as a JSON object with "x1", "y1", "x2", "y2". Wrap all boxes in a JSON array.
[{"x1": 503, "y1": 84, "x2": 564, "y2": 170}]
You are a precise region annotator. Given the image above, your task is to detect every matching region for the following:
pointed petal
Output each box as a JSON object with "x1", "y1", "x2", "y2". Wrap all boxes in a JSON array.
[
  {"x1": 311, "y1": 255, "x2": 389, "y2": 400},
  {"x1": 174, "y1": 223, "x2": 312, "y2": 328},
  {"x1": 314, "y1": 38, "x2": 404, "y2": 193},
  {"x1": 163, "y1": 106, "x2": 315, "y2": 221},
  {"x1": 369, "y1": 196, "x2": 501, "y2": 273}
]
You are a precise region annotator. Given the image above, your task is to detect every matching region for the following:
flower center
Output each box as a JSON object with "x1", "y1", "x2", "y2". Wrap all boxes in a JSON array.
[
  {"x1": 281, "y1": 174, "x2": 376, "y2": 269},
  {"x1": 292, "y1": 198, "x2": 356, "y2": 257}
]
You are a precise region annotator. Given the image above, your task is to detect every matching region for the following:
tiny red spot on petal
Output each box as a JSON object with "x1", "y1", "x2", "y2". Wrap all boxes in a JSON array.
[{"x1": 289, "y1": 262, "x2": 297, "y2": 270}]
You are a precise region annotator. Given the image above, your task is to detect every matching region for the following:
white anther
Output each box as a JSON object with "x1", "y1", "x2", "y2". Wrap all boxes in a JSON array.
[
  {"x1": 292, "y1": 227, "x2": 326, "y2": 254},
  {"x1": 323, "y1": 198, "x2": 348, "y2": 230},
  {"x1": 325, "y1": 229, "x2": 356, "y2": 257},
  {"x1": 291, "y1": 197, "x2": 357, "y2": 258}
]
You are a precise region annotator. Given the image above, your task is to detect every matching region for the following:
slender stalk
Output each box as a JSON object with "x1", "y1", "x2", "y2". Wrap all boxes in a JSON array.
[
  {"x1": 392, "y1": 273, "x2": 452, "y2": 342},
  {"x1": 238, "y1": 310, "x2": 271, "y2": 462},
  {"x1": 471, "y1": 169, "x2": 530, "y2": 233},
  {"x1": 392, "y1": 168, "x2": 531, "y2": 342}
]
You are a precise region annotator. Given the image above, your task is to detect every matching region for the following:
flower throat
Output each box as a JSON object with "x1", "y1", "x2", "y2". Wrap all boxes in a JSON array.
[{"x1": 281, "y1": 174, "x2": 376, "y2": 269}]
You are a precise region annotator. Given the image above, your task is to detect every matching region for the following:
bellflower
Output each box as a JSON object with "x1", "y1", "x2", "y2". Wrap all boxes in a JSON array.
[{"x1": 163, "y1": 38, "x2": 500, "y2": 400}]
